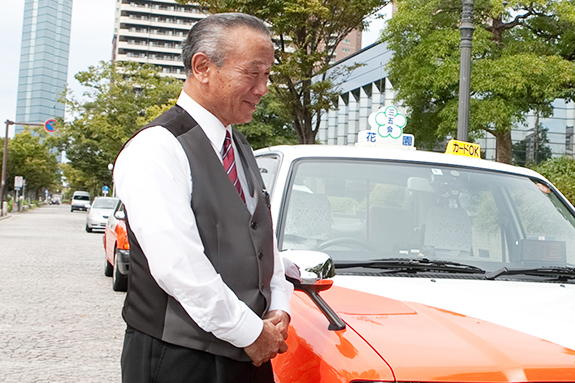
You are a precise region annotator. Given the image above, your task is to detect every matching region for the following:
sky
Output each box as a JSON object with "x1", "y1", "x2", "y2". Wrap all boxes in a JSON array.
[{"x1": 0, "y1": 0, "x2": 388, "y2": 138}]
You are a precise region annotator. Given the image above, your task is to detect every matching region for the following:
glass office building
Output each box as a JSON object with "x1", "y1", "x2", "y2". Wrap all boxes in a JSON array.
[{"x1": 15, "y1": 0, "x2": 73, "y2": 134}]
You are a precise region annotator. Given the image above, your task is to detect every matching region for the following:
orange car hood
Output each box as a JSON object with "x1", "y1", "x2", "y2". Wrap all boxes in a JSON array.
[{"x1": 321, "y1": 286, "x2": 575, "y2": 382}]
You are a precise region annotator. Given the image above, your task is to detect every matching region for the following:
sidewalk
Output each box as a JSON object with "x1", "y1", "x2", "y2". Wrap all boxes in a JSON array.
[{"x1": 0, "y1": 204, "x2": 38, "y2": 221}]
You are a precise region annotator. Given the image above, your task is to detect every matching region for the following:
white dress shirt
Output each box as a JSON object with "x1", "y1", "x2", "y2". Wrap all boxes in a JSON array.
[{"x1": 114, "y1": 91, "x2": 292, "y2": 349}]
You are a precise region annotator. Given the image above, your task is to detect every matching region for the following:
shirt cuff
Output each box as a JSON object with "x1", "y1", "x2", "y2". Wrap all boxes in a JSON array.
[
  {"x1": 269, "y1": 284, "x2": 293, "y2": 316},
  {"x1": 216, "y1": 306, "x2": 264, "y2": 349}
]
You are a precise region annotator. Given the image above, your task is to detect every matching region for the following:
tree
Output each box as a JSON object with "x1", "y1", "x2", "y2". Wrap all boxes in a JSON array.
[
  {"x1": 176, "y1": 0, "x2": 389, "y2": 144},
  {"x1": 383, "y1": 0, "x2": 575, "y2": 163},
  {"x1": 533, "y1": 155, "x2": 575, "y2": 205},
  {"x1": 0, "y1": 127, "x2": 60, "y2": 199},
  {"x1": 236, "y1": 93, "x2": 298, "y2": 149},
  {"x1": 58, "y1": 61, "x2": 182, "y2": 192}
]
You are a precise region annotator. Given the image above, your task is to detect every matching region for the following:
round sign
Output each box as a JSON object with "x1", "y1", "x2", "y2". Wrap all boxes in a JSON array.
[{"x1": 44, "y1": 119, "x2": 57, "y2": 133}]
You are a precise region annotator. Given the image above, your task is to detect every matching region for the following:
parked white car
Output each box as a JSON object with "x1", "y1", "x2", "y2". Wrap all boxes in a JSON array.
[{"x1": 85, "y1": 197, "x2": 119, "y2": 233}]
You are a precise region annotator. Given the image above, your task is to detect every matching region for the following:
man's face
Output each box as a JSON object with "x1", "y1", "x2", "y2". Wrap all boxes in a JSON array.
[{"x1": 205, "y1": 27, "x2": 275, "y2": 126}]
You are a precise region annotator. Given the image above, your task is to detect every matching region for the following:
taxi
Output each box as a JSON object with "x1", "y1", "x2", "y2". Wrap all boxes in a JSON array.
[
  {"x1": 103, "y1": 200, "x2": 129, "y2": 291},
  {"x1": 257, "y1": 106, "x2": 575, "y2": 382}
]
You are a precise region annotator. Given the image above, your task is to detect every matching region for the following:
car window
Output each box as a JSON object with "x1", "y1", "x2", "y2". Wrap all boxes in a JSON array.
[
  {"x1": 92, "y1": 198, "x2": 119, "y2": 209},
  {"x1": 73, "y1": 195, "x2": 90, "y2": 201},
  {"x1": 277, "y1": 159, "x2": 575, "y2": 272}
]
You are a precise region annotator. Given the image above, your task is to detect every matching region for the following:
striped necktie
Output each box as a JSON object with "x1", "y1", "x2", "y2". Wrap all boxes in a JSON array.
[{"x1": 222, "y1": 130, "x2": 245, "y2": 203}]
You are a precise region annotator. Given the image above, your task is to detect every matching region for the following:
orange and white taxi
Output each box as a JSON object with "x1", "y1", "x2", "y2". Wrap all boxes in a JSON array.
[
  {"x1": 103, "y1": 200, "x2": 129, "y2": 291},
  {"x1": 256, "y1": 107, "x2": 575, "y2": 382}
]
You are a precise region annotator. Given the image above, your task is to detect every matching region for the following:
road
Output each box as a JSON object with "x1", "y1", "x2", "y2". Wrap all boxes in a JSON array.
[{"x1": 0, "y1": 204, "x2": 125, "y2": 382}]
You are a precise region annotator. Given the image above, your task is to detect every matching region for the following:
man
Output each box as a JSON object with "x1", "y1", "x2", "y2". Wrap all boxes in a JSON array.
[{"x1": 114, "y1": 13, "x2": 292, "y2": 383}]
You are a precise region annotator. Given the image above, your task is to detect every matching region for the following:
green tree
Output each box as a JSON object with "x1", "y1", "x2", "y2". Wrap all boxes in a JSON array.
[
  {"x1": 236, "y1": 93, "x2": 298, "y2": 149},
  {"x1": 383, "y1": 0, "x2": 575, "y2": 163},
  {"x1": 532, "y1": 155, "x2": 575, "y2": 205},
  {"x1": 58, "y1": 61, "x2": 182, "y2": 192},
  {"x1": 176, "y1": 0, "x2": 389, "y2": 144},
  {"x1": 0, "y1": 127, "x2": 60, "y2": 199}
]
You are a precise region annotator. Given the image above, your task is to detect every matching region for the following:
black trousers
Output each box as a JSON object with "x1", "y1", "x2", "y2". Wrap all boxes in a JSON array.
[{"x1": 121, "y1": 328, "x2": 275, "y2": 383}]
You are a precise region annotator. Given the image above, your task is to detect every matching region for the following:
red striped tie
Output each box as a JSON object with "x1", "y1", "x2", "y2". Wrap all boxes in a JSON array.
[{"x1": 222, "y1": 130, "x2": 245, "y2": 202}]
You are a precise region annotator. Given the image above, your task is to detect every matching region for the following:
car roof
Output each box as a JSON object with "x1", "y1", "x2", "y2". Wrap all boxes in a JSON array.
[{"x1": 255, "y1": 144, "x2": 548, "y2": 182}]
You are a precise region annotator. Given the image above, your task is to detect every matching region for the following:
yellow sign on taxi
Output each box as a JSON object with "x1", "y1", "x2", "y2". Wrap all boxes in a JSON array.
[{"x1": 445, "y1": 139, "x2": 481, "y2": 158}]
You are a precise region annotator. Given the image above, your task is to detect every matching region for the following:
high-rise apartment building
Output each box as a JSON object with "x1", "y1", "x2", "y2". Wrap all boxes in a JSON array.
[
  {"x1": 112, "y1": 0, "x2": 207, "y2": 80},
  {"x1": 333, "y1": 29, "x2": 362, "y2": 62},
  {"x1": 15, "y1": 0, "x2": 73, "y2": 134}
]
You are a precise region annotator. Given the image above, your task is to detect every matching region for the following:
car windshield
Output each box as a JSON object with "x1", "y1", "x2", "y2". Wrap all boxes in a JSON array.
[
  {"x1": 74, "y1": 195, "x2": 90, "y2": 201},
  {"x1": 92, "y1": 198, "x2": 118, "y2": 209},
  {"x1": 277, "y1": 159, "x2": 575, "y2": 273}
]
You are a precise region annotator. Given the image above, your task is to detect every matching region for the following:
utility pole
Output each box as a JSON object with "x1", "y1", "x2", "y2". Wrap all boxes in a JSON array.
[
  {"x1": 1, "y1": 120, "x2": 13, "y2": 215},
  {"x1": 0, "y1": 120, "x2": 44, "y2": 216},
  {"x1": 457, "y1": 0, "x2": 475, "y2": 142}
]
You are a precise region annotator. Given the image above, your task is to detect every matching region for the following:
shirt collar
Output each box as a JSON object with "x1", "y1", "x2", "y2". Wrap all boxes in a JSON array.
[{"x1": 176, "y1": 90, "x2": 231, "y2": 152}]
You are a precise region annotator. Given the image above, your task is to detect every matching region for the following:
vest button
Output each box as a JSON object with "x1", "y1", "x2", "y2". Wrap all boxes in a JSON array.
[
  {"x1": 258, "y1": 252, "x2": 264, "y2": 259},
  {"x1": 260, "y1": 283, "x2": 265, "y2": 290},
  {"x1": 251, "y1": 221, "x2": 258, "y2": 229}
]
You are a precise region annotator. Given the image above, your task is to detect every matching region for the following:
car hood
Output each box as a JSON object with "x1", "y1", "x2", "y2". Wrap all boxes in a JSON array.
[
  {"x1": 333, "y1": 275, "x2": 575, "y2": 351},
  {"x1": 321, "y1": 284, "x2": 575, "y2": 382},
  {"x1": 89, "y1": 208, "x2": 114, "y2": 216}
]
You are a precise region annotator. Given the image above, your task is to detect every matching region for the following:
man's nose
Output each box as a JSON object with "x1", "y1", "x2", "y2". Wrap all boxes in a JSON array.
[{"x1": 254, "y1": 76, "x2": 269, "y2": 96}]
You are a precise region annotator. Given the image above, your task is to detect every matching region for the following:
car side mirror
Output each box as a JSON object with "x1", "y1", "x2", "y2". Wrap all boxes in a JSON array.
[
  {"x1": 282, "y1": 250, "x2": 335, "y2": 281},
  {"x1": 281, "y1": 250, "x2": 345, "y2": 331},
  {"x1": 115, "y1": 210, "x2": 125, "y2": 220}
]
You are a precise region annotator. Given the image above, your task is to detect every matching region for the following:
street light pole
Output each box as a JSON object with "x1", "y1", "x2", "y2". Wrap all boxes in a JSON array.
[{"x1": 457, "y1": 0, "x2": 475, "y2": 142}]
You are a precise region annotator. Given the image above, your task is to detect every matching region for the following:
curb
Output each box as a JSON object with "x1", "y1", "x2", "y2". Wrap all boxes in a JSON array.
[{"x1": 0, "y1": 214, "x2": 12, "y2": 221}]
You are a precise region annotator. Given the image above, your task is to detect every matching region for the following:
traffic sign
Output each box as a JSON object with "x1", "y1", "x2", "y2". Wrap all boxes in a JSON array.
[
  {"x1": 14, "y1": 176, "x2": 23, "y2": 189},
  {"x1": 44, "y1": 119, "x2": 57, "y2": 133}
]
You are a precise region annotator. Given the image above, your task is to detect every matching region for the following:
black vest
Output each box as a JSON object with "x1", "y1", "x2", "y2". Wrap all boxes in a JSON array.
[{"x1": 121, "y1": 105, "x2": 274, "y2": 362}]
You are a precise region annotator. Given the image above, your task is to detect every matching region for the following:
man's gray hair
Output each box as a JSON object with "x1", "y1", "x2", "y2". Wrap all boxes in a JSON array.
[{"x1": 182, "y1": 13, "x2": 271, "y2": 74}]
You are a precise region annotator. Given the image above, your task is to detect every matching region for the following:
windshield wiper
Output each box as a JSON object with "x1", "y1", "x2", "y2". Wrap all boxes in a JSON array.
[
  {"x1": 334, "y1": 258, "x2": 485, "y2": 275},
  {"x1": 486, "y1": 266, "x2": 575, "y2": 281}
]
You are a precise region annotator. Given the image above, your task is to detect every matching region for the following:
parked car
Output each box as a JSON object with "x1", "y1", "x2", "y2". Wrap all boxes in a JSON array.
[
  {"x1": 103, "y1": 201, "x2": 129, "y2": 291},
  {"x1": 85, "y1": 196, "x2": 119, "y2": 232},
  {"x1": 256, "y1": 137, "x2": 575, "y2": 381},
  {"x1": 70, "y1": 191, "x2": 91, "y2": 212}
]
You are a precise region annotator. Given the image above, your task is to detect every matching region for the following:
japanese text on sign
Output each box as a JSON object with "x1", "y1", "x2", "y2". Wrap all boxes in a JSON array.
[{"x1": 445, "y1": 139, "x2": 481, "y2": 158}]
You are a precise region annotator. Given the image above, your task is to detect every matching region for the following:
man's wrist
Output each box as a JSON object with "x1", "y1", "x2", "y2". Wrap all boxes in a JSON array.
[{"x1": 217, "y1": 308, "x2": 263, "y2": 348}]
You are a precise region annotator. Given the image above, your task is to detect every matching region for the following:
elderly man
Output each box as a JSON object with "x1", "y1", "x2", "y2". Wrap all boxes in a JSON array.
[{"x1": 114, "y1": 13, "x2": 292, "y2": 383}]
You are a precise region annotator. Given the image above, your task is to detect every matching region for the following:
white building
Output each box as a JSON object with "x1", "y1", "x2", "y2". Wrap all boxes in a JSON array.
[{"x1": 112, "y1": 0, "x2": 207, "y2": 80}]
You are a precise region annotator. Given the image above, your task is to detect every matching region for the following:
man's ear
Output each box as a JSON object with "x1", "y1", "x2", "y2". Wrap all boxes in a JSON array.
[{"x1": 191, "y1": 52, "x2": 211, "y2": 84}]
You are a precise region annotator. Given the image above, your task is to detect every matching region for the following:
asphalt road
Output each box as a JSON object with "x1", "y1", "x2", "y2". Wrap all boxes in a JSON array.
[{"x1": 0, "y1": 204, "x2": 125, "y2": 382}]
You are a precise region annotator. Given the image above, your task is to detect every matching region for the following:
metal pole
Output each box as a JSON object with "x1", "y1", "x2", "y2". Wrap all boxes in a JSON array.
[
  {"x1": 457, "y1": 0, "x2": 475, "y2": 142},
  {"x1": 0, "y1": 120, "x2": 13, "y2": 215}
]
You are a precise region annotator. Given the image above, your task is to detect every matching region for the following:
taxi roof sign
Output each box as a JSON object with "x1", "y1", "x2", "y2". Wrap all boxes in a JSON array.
[
  {"x1": 356, "y1": 106, "x2": 415, "y2": 149},
  {"x1": 445, "y1": 139, "x2": 481, "y2": 158}
]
